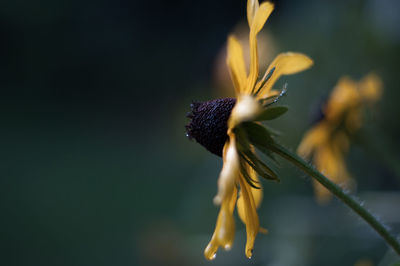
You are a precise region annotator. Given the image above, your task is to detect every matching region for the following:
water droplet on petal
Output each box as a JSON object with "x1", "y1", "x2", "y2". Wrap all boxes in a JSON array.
[
  {"x1": 211, "y1": 253, "x2": 217, "y2": 260},
  {"x1": 224, "y1": 244, "x2": 231, "y2": 251}
]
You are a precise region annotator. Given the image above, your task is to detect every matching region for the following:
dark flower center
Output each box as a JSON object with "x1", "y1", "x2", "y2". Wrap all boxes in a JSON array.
[{"x1": 185, "y1": 98, "x2": 236, "y2": 157}]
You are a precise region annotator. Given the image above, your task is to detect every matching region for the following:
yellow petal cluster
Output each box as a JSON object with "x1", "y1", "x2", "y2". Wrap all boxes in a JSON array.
[
  {"x1": 297, "y1": 73, "x2": 382, "y2": 204},
  {"x1": 205, "y1": 0, "x2": 313, "y2": 259}
]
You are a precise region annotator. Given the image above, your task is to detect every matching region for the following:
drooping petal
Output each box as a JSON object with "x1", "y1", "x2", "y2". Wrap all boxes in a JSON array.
[
  {"x1": 214, "y1": 132, "x2": 240, "y2": 205},
  {"x1": 204, "y1": 186, "x2": 238, "y2": 260},
  {"x1": 237, "y1": 167, "x2": 263, "y2": 222},
  {"x1": 246, "y1": 2, "x2": 274, "y2": 94},
  {"x1": 237, "y1": 175, "x2": 266, "y2": 259},
  {"x1": 345, "y1": 106, "x2": 362, "y2": 132},
  {"x1": 359, "y1": 73, "x2": 383, "y2": 102},
  {"x1": 227, "y1": 36, "x2": 247, "y2": 94},
  {"x1": 313, "y1": 146, "x2": 338, "y2": 204},
  {"x1": 313, "y1": 145, "x2": 352, "y2": 204},
  {"x1": 333, "y1": 130, "x2": 350, "y2": 153},
  {"x1": 229, "y1": 94, "x2": 263, "y2": 128},
  {"x1": 312, "y1": 180, "x2": 332, "y2": 205},
  {"x1": 297, "y1": 122, "x2": 330, "y2": 159},
  {"x1": 257, "y1": 52, "x2": 313, "y2": 97},
  {"x1": 324, "y1": 77, "x2": 359, "y2": 121},
  {"x1": 247, "y1": 0, "x2": 259, "y2": 27}
]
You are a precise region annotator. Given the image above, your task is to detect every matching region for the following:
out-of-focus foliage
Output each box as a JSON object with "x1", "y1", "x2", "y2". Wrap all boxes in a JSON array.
[{"x1": 1, "y1": 0, "x2": 399, "y2": 265}]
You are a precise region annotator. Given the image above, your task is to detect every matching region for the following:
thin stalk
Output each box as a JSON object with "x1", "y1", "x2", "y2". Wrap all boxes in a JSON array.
[{"x1": 266, "y1": 141, "x2": 400, "y2": 255}]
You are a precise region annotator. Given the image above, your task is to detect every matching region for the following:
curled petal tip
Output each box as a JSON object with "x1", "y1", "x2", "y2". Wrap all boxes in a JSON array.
[
  {"x1": 246, "y1": 248, "x2": 253, "y2": 259},
  {"x1": 204, "y1": 243, "x2": 218, "y2": 260},
  {"x1": 305, "y1": 56, "x2": 314, "y2": 68},
  {"x1": 206, "y1": 253, "x2": 216, "y2": 261},
  {"x1": 213, "y1": 195, "x2": 222, "y2": 205}
]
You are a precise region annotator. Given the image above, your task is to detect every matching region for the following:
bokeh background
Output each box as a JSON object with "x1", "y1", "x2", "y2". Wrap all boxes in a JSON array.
[{"x1": 1, "y1": 0, "x2": 400, "y2": 265}]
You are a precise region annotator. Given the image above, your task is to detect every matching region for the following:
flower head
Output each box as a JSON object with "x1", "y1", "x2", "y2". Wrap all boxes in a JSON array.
[
  {"x1": 297, "y1": 73, "x2": 383, "y2": 204},
  {"x1": 186, "y1": 0, "x2": 312, "y2": 259}
]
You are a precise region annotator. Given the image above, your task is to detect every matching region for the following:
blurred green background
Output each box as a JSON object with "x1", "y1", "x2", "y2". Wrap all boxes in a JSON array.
[{"x1": 1, "y1": 0, "x2": 400, "y2": 265}]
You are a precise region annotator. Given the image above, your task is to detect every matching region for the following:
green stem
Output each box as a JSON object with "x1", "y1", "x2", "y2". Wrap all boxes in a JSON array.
[{"x1": 266, "y1": 141, "x2": 400, "y2": 255}]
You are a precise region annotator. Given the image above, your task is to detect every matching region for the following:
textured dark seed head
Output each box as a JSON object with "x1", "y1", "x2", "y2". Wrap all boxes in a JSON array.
[{"x1": 185, "y1": 98, "x2": 236, "y2": 157}]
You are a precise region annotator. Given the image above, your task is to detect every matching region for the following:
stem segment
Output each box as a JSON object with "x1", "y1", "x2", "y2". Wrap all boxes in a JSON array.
[{"x1": 266, "y1": 141, "x2": 400, "y2": 255}]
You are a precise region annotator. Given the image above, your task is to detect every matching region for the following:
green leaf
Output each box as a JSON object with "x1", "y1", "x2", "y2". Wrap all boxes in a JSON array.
[
  {"x1": 240, "y1": 122, "x2": 280, "y2": 164},
  {"x1": 255, "y1": 106, "x2": 288, "y2": 121},
  {"x1": 239, "y1": 151, "x2": 279, "y2": 182},
  {"x1": 234, "y1": 127, "x2": 253, "y2": 151},
  {"x1": 239, "y1": 159, "x2": 261, "y2": 189},
  {"x1": 235, "y1": 123, "x2": 280, "y2": 182},
  {"x1": 237, "y1": 143, "x2": 279, "y2": 182},
  {"x1": 241, "y1": 122, "x2": 274, "y2": 145}
]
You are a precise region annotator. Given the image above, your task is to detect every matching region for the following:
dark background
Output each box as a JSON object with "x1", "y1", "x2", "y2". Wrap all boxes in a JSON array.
[{"x1": 1, "y1": 0, "x2": 400, "y2": 265}]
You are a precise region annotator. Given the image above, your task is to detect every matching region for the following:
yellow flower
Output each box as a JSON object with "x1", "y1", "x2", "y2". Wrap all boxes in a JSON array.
[
  {"x1": 297, "y1": 73, "x2": 383, "y2": 204},
  {"x1": 186, "y1": 0, "x2": 312, "y2": 259}
]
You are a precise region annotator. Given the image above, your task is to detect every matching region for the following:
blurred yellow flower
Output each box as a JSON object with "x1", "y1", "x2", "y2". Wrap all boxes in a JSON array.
[
  {"x1": 187, "y1": 0, "x2": 312, "y2": 259},
  {"x1": 297, "y1": 73, "x2": 383, "y2": 204}
]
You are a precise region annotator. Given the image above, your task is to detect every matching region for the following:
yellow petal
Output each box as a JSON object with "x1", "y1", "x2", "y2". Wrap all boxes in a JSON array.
[
  {"x1": 247, "y1": 0, "x2": 259, "y2": 27},
  {"x1": 251, "y1": 2, "x2": 274, "y2": 34},
  {"x1": 313, "y1": 146, "x2": 337, "y2": 204},
  {"x1": 265, "y1": 88, "x2": 280, "y2": 97},
  {"x1": 257, "y1": 52, "x2": 313, "y2": 97},
  {"x1": 237, "y1": 167, "x2": 262, "y2": 224},
  {"x1": 345, "y1": 107, "x2": 362, "y2": 132},
  {"x1": 324, "y1": 77, "x2": 359, "y2": 121},
  {"x1": 249, "y1": 177, "x2": 263, "y2": 207},
  {"x1": 313, "y1": 181, "x2": 332, "y2": 205},
  {"x1": 297, "y1": 122, "x2": 330, "y2": 158},
  {"x1": 229, "y1": 94, "x2": 262, "y2": 128},
  {"x1": 238, "y1": 176, "x2": 263, "y2": 259},
  {"x1": 246, "y1": 2, "x2": 274, "y2": 94},
  {"x1": 315, "y1": 146, "x2": 338, "y2": 180},
  {"x1": 204, "y1": 186, "x2": 238, "y2": 260},
  {"x1": 333, "y1": 131, "x2": 350, "y2": 153},
  {"x1": 214, "y1": 132, "x2": 240, "y2": 205},
  {"x1": 227, "y1": 36, "x2": 247, "y2": 94},
  {"x1": 313, "y1": 145, "x2": 352, "y2": 204},
  {"x1": 359, "y1": 73, "x2": 383, "y2": 102}
]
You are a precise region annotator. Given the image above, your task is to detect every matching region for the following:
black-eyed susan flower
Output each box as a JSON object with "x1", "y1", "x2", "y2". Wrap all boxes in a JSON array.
[
  {"x1": 186, "y1": 0, "x2": 313, "y2": 259},
  {"x1": 297, "y1": 73, "x2": 383, "y2": 204}
]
